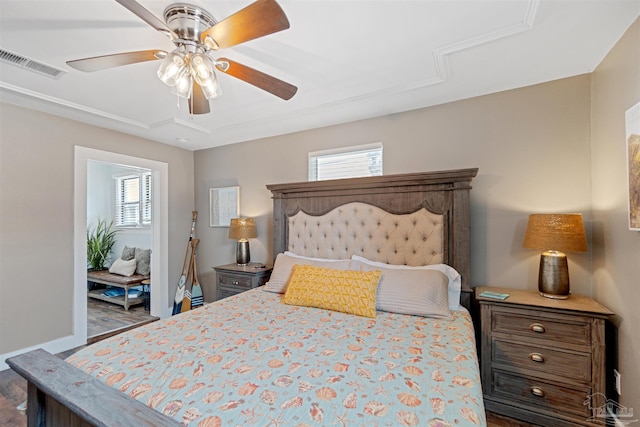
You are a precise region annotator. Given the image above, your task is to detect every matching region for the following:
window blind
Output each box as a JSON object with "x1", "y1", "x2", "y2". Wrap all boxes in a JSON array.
[
  {"x1": 115, "y1": 172, "x2": 152, "y2": 227},
  {"x1": 308, "y1": 143, "x2": 383, "y2": 181}
]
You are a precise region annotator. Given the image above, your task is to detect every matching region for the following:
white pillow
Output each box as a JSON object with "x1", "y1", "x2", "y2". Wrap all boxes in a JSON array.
[
  {"x1": 263, "y1": 252, "x2": 353, "y2": 293},
  {"x1": 351, "y1": 255, "x2": 462, "y2": 310},
  {"x1": 108, "y1": 257, "x2": 137, "y2": 277},
  {"x1": 354, "y1": 262, "x2": 452, "y2": 318}
]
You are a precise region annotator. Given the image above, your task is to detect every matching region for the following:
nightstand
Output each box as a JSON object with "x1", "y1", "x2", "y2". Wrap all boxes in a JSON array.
[
  {"x1": 476, "y1": 286, "x2": 613, "y2": 427},
  {"x1": 214, "y1": 263, "x2": 272, "y2": 300}
]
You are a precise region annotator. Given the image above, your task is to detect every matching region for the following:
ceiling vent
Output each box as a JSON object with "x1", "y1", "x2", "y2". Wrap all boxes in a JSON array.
[{"x1": 0, "y1": 48, "x2": 66, "y2": 79}]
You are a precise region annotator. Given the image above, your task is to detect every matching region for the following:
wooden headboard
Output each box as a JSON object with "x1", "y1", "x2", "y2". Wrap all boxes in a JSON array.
[{"x1": 266, "y1": 168, "x2": 478, "y2": 309}]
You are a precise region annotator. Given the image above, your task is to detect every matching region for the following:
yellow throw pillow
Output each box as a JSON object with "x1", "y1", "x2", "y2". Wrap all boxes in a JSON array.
[{"x1": 282, "y1": 264, "x2": 381, "y2": 318}]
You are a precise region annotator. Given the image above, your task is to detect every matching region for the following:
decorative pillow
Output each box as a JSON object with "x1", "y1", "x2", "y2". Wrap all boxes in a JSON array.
[
  {"x1": 354, "y1": 262, "x2": 452, "y2": 319},
  {"x1": 121, "y1": 246, "x2": 136, "y2": 261},
  {"x1": 134, "y1": 248, "x2": 151, "y2": 276},
  {"x1": 108, "y1": 257, "x2": 137, "y2": 277},
  {"x1": 282, "y1": 265, "x2": 381, "y2": 318},
  {"x1": 263, "y1": 253, "x2": 353, "y2": 293},
  {"x1": 351, "y1": 255, "x2": 462, "y2": 310}
]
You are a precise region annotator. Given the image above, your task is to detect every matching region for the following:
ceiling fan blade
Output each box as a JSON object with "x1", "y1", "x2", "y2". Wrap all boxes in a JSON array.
[
  {"x1": 216, "y1": 58, "x2": 297, "y2": 100},
  {"x1": 189, "y1": 82, "x2": 211, "y2": 115},
  {"x1": 67, "y1": 50, "x2": 166, "y2": 72},
  {"x1": 114, "y1": 0, "x2": 177, "y2": 39},
  {"x1": 201, "y1": 0, "x2": 290, "y2": 50}
]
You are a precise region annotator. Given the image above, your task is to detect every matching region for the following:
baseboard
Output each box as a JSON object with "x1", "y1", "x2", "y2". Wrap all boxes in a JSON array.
[{"x1": 0, "y1": 334, "x2": 78, "y2": 371}]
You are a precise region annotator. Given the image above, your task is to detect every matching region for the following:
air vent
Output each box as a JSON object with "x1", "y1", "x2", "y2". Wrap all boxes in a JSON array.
[{"x1": 0, "y1": 48, "x2": 66, "y2": 79}]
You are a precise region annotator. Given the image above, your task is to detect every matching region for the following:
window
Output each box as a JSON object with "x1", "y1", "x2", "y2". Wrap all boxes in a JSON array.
[
  {"x1": 115, "y1": 172, "x2": 152, "y2": 227},
  {"x1": 309, "y1": 143, "x2": 383, "y2": 181}
]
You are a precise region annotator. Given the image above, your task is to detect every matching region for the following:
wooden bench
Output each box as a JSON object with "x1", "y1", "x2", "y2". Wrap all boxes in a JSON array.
[{"x1": 87, "y1": 270, "x2": 150, "y2": 311}]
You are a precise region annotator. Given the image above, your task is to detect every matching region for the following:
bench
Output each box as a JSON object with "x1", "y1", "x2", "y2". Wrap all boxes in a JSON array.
[{"x1": 87, "y1": 270, "x2": 150, "y2": 311}]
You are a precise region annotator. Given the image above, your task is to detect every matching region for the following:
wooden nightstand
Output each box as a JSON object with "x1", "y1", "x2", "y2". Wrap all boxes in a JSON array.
[
  {"x1": 214, "y1": 263, "x2": 272, "y2": 300},
  {"x1": 476, "y1": 286, "x2": 613, "y2": 427}
]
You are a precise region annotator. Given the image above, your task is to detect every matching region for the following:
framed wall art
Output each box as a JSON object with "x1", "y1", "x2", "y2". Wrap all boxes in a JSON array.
[
  {"x1": 626, "y1": 101, "x2": 640, "y2": 231},
  {"x1": 210, "y1": 186, "x2": 239, "y2": 227}
]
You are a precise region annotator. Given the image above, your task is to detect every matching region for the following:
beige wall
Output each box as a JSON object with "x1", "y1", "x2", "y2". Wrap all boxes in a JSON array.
[
  {"x1": 0, "y1": 104, "x2": 195, "y2": 354},
  {"x1": 195, "y1": 74, "x2": 593, "y2": 303},
  {"x1": 591, "y1": 18, "x2": 640, "y2": 408}
]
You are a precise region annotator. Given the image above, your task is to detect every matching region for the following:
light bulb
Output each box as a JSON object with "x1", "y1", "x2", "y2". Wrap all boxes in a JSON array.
[{"x1": 172, "y1": 73, "x2": 192, "y2": 99}]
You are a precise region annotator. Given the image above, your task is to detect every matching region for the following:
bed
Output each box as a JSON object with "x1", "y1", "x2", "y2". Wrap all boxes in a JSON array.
[{"x1": 7, "y1": 168, "x2": 483, "y2": 427}]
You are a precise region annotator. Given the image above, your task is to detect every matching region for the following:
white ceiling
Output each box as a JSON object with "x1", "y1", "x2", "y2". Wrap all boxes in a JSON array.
[{"x1": 1, "y1": 0, "x2": 638, "y2": 151}]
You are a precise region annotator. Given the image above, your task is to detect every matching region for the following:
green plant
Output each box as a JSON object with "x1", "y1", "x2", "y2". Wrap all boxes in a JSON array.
[{"x1": 87, "y1": 218, "x2": 119, "y2": 270}]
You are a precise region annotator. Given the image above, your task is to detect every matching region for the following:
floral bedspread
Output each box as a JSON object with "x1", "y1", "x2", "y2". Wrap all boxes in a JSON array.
[{"x1": 67, "y1": 289, "x2": 485, "y2": 426}]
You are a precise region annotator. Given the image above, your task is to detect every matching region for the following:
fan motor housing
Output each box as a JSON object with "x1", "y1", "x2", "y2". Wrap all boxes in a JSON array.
[{"x1": 164, "y1": 3, "x2": 217, "y2": 44}]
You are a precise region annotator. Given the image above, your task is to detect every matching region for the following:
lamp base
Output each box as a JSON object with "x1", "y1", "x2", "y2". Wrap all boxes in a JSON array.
[
  {"x1": 236, "y1": 240, "x2": 251, "y2": 266},
  {"x1": 539, "y1": 291, "x2": 570, "y2": 300},
  {"x1": 538, "y1": 250, "x2": 570, "y2": 299}
]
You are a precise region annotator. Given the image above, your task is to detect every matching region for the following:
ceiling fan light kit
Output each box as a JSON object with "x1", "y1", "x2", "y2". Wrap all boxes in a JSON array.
[
  {"x1": 156, "y1": 47, "x2": 222, "y2": 101},
  {"x1": 67, "y1": 0, "x2": 297, "y2": 115}
]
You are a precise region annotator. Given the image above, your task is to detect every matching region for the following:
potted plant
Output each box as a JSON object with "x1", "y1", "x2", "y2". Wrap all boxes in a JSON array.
[{"x1": 87, "y1": 218, "x2": 119, "y2": 270}]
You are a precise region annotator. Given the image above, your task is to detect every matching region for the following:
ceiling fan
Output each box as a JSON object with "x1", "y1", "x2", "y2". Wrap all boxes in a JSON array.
[{"x1": 66, "y1": 0, "x2": 298, "y2": 115}]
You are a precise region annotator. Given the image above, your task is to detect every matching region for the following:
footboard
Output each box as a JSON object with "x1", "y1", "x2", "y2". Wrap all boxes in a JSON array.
[{"x1": 7, "y1": 349, "x2": 179, "y2": 427}]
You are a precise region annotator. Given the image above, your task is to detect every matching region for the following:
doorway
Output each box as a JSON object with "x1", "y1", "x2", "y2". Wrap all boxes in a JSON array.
[
  {"x1": 73, "y1": 146, "x2": 169, "y2": 349},
  {"x1": 86, "y1": 161, "x2": 156, "y2": 340}
]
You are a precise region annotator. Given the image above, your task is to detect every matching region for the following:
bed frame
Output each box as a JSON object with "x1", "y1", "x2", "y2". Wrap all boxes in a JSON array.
[
  {"x1": 267, "y1": 167, "x2": 478, "y2": 310},
  {"x1": 7, "y1": 168, "x2": 478, "y2": 426}
]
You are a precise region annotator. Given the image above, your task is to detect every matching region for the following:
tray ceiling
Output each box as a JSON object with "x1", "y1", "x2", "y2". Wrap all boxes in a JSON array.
[{"x1": 1, "y1": 0, "x2": 638, "y2": 150}]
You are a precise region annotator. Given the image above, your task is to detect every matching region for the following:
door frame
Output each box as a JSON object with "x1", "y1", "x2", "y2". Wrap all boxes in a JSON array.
[{"x1": 73, "y1": 146, "x2": 170, "y2": 347}]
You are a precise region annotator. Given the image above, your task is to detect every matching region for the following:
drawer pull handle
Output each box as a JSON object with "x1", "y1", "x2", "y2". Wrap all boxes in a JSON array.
[
  {"x1": 530, "y1": 323, "x2": 546, "y2": 333},
  {"x1": 233, "y1": 280, "x2": 239, "y2": 285},
  {"x1": 529, "y1": 353, "x2": 545, "y2": 363},
  {"x1": 530, "y1": 387, "x2": 545, "y2": 397}
]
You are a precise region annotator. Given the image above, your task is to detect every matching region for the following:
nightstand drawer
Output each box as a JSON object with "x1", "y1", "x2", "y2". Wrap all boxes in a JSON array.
[
  {"x1": 491, "y1": 369, "x2": 590, "y2": 418},
  {"x1": 214, "y1": 264, "x2": 272, "y2": 301},
  {"x1": 491, "y1": 306, "x2": 591, "y2": 346},
  {"x1": 218, "y1": 286, "x2": 242, "y2": 300},
  {"x1": 492, "y1": 339, "x2": 591, "y2": 382},
  {"x1": 218, "y1": 272, "x2": 254, "y2": 289}
]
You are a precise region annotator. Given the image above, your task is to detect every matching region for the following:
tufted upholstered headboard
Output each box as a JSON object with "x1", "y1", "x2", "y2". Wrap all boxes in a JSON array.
[
  {"x1": 287, "y1": 203, "x2": 444, "y2": 266},
  {"x1": 266, "y1": 168, "x2": 478, "y2": 309}
]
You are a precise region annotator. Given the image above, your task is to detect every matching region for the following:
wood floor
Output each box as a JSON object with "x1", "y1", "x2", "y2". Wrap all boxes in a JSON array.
[
  {"x1": 87, "y1": 296, "x2": 157, "y2": 342},
  {"x1": 0, "y1": 300, "x2": 540, "y2": 427}
]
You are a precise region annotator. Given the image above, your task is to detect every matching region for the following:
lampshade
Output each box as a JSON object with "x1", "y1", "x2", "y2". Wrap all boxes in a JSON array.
[
  {"x1": 523, "y1": 214, "x2": 587, "y2": 253},
  {"x1": 229, "y1": 218, "x2": 257, "y2": 241},
  {"x1": 523, "y1": 213, "x2": 587, "y2": 299}
]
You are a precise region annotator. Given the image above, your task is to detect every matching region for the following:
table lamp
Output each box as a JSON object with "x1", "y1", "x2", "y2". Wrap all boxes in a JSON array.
[
  {"x1": 229, "y1": 217, "x2": 257, "y2": 265},
  {"x1": 522, "y1": 213, "x2": 588, "y2": 299}
]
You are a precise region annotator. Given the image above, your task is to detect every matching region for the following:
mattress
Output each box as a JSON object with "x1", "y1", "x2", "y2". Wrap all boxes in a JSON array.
[{"x1": 67, "y1": 288, "x2": 485, "y2": 426}]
